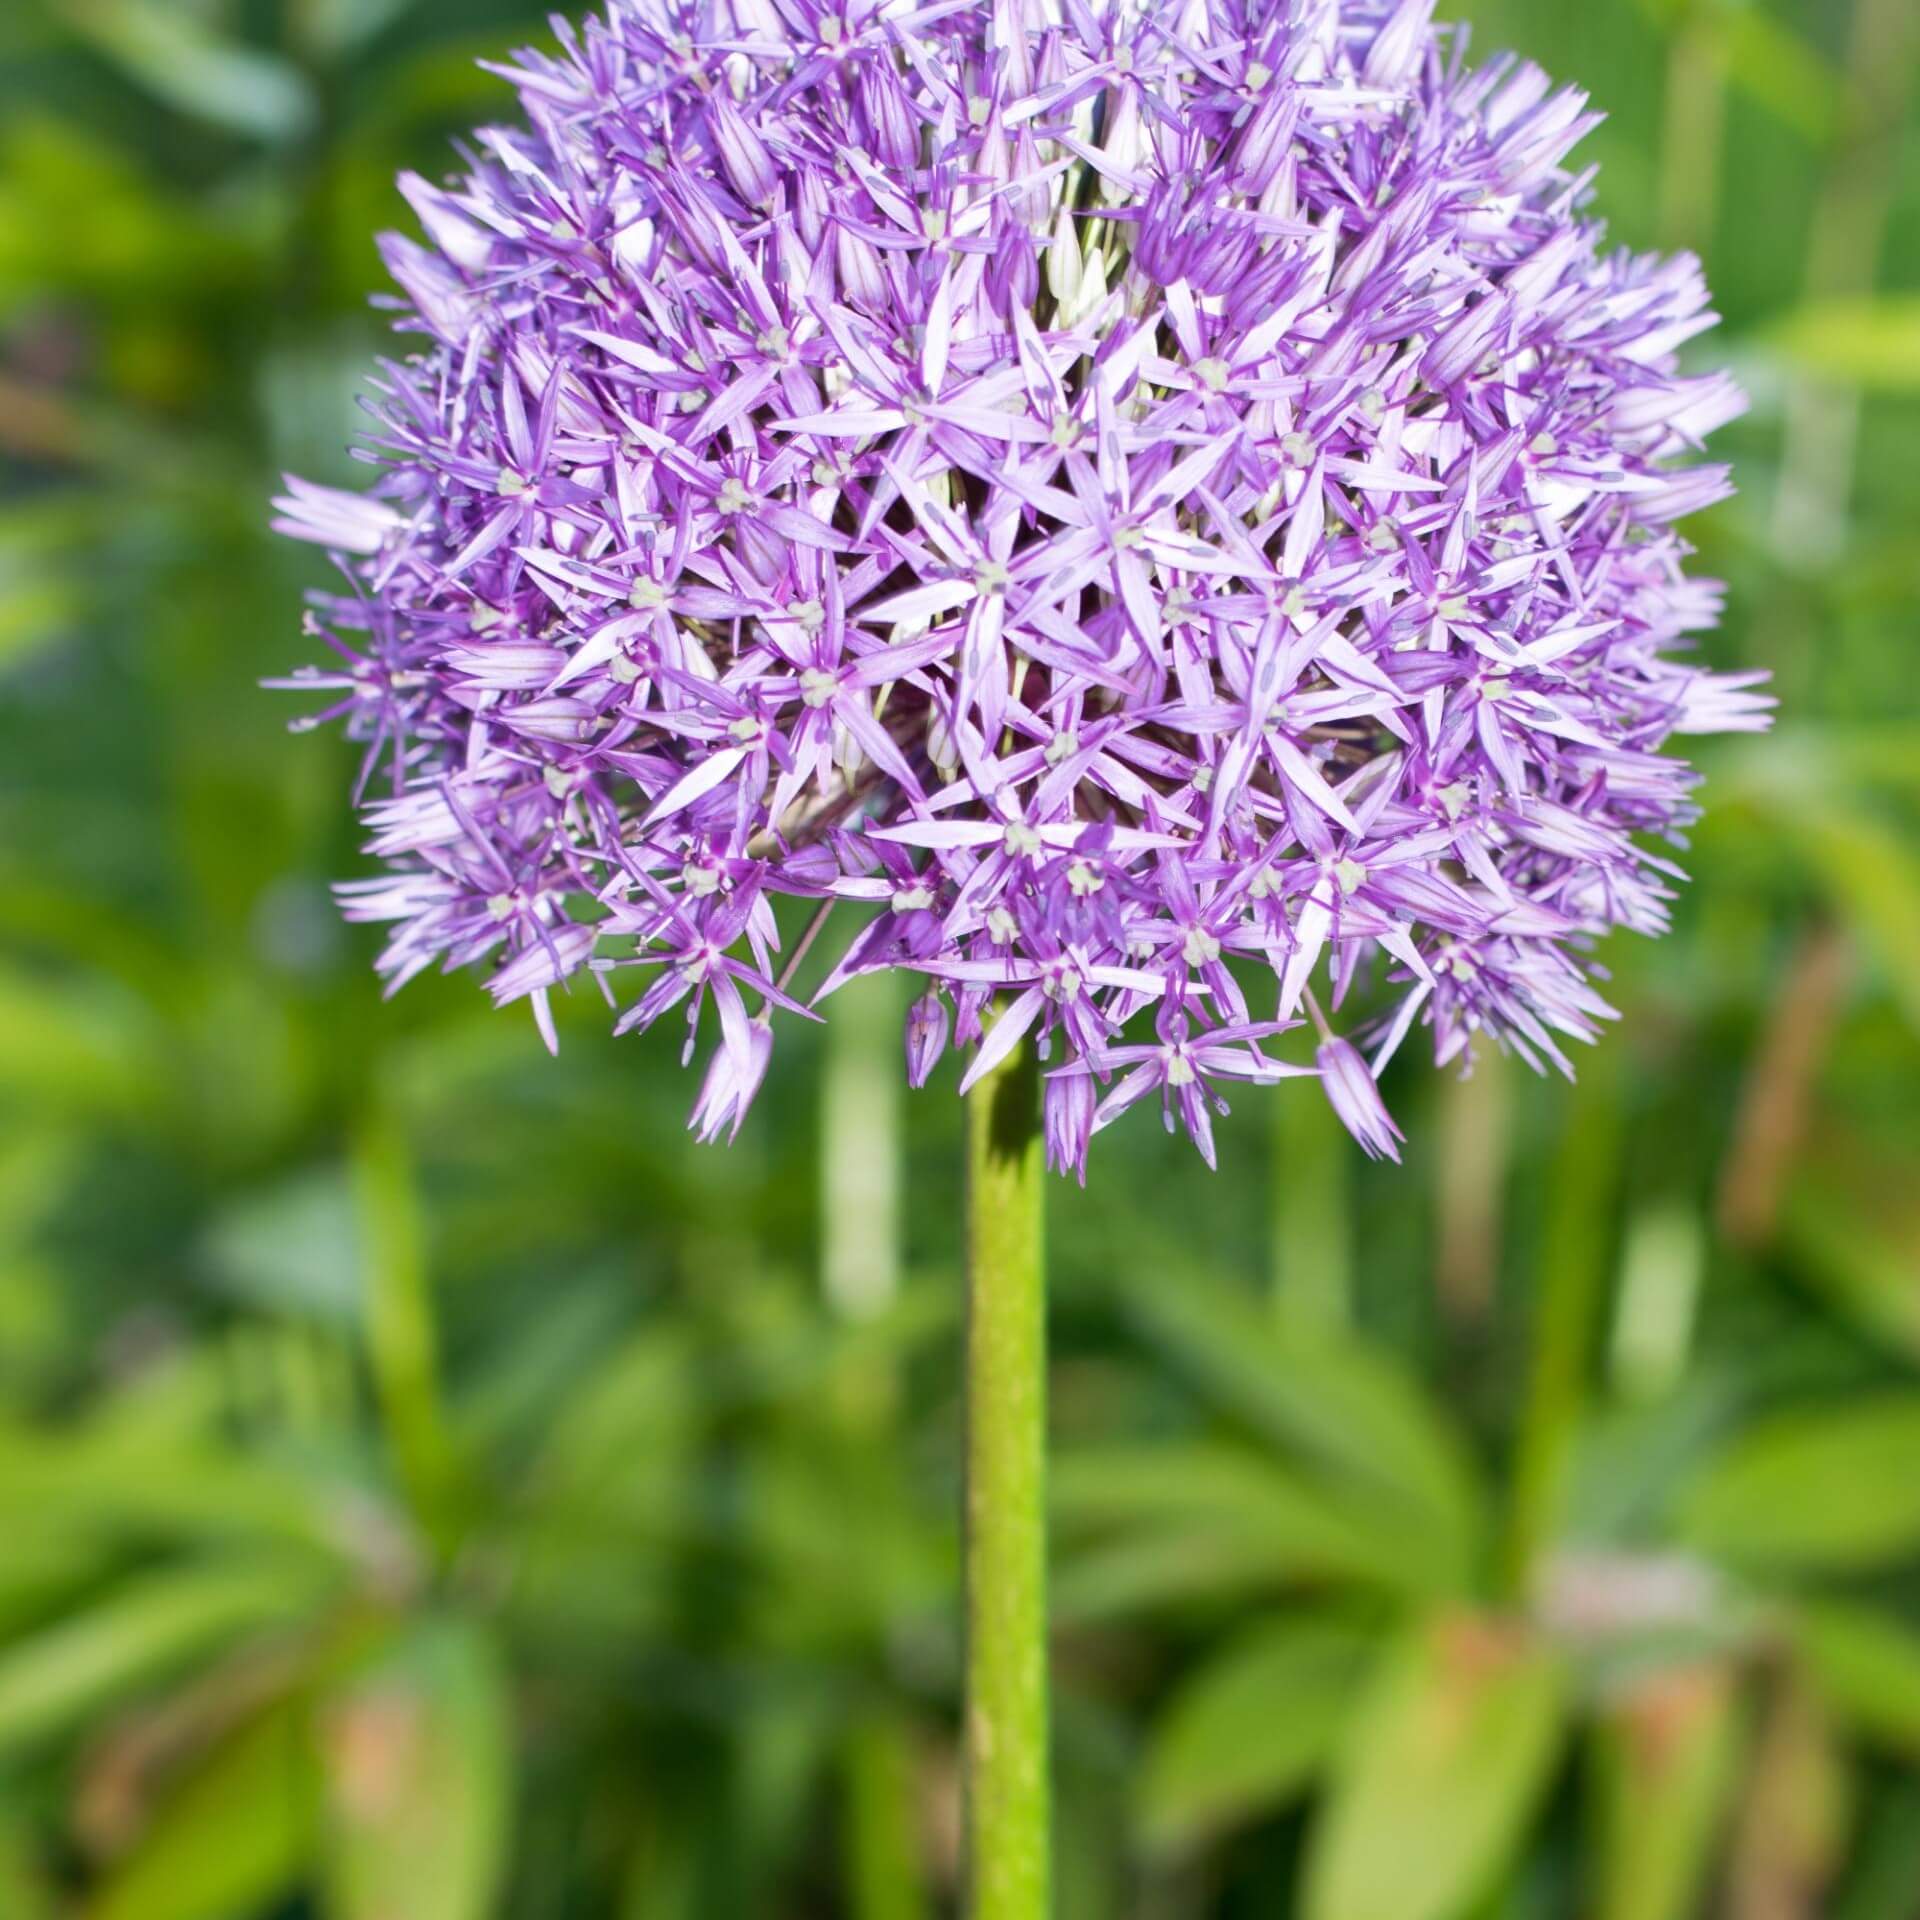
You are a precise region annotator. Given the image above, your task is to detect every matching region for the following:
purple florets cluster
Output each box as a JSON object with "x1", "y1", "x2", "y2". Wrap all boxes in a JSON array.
[{"x1": 275, "y1": 0, "x2": 1768, "y2": 1178}]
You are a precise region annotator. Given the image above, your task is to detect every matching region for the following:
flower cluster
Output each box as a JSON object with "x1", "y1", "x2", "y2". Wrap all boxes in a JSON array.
[{"x1": 275, "y1": 0, "x2": 1767, "y2": 1178}]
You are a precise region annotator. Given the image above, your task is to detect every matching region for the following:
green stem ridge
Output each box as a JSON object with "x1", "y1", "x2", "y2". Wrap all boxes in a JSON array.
[{"x1": 964, "y1": 1038, "x2": 1049, "y2": 1920}]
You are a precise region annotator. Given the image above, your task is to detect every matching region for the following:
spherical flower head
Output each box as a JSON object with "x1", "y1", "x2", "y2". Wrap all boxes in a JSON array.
[{"x1": 273, "y1": 0, "x2": 1769, "y2": 1174}]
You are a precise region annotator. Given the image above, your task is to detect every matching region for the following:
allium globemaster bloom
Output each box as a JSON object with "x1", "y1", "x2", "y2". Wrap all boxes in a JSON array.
[{"x1": 274, "y1": 0, "x2": 1769, "y2": 1179}]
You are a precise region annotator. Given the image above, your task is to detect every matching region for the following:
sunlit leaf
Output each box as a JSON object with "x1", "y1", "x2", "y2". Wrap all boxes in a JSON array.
[
  {"x1": 0, "y1": 1421, "x2": 370, "y2": 1558},
  {"x1": 1721, "y1": 1670, "x2": 1850, "y2": 1912},
  {"x1": 52, "y1": 0, "x2": 317, "y2": 142},
  {"x1": 289, "y1": 0, "x2": 424, "y2": 62},
  {"x1": 86, "y1": 1699, "x2": 321, "y2": 1920},
  {"x1": 1776, "y1": 800, "x2": 1920, "y2": 1033},
  {"x1": 202, "y1": 1169, "x2": 363, "y2": 1325},
  {"x1": 0, "y1": 578, "x2": 77, "y2": 670},
  {"x1": 1051, "y1": 1526, "x2": 1331, "y2": 1624},
  {"x1": 1676, "y1": 1397, "x2": 1920, "y2": 1571},
  {"x1": 1138, "y1": 1613, "x2": 1376, "y2": 1856},
  {"x1": 353, "y1": 1108, "x2": 461, "y2": 1544},
  {"x1": 1591, "y1": 1664, "x2": 1744, "y2": 1920},
  {"x1": 1796, "y1": 1598, "x2": 1920, "y2": 1759},
  {"x1": 1765, "y1": 299, "x2": 1920, "y2": 391},
  {"x1": 1781, "y1": 1180, "x2": 1920, "y2": 1368},
  {"x1": 1304, "y1": 1613, "x2": 1566, "y2": 1920},
  {"x1": 0, "y1": 1530, "x2": 106, "y2": 1640},
  {"x1": 321, "y1": 1616, "x2": 512, "y2": 1920},
  {"x1": 839, "y1": 1711, "x2": 929, "y2": 1920},
  {"x1": 0, "y1": 1558, "x2": 336, "y2": 1760},
  {"x1": 1626, "y1": 0, "x2": 1843, "y2": 143},
  {"x1": 520, "y1": 1324, "x2": 700, "y2": 1519},
  {"x1": 1053, "y1": 1442, "x2": 1423, "y2": 1594},
  {"x1": 0, "y1": 963, "x2": 160, "y2": 1118},
  {"x1": 0, "y1": 1815, "x2": 55, "y2": 1920},
  {"x1": 1116, "y1": 1272, "x2": 1484, "y2": 1593},
  {"x1": 1721, "y1": 11, "x2": 1844, "y2": 145}
]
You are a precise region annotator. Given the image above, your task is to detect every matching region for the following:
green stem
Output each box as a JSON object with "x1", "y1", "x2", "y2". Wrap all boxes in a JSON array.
[
  {"x1": 822, "y1": 973, "x2": 902, "y2": 1324},
  {"x1": 964, "y1": 1037, "x2": 1049, "y2": 1920},
  {"x1": 1269, "y1": 1077, "x2": 1351, "y2": 1331}
]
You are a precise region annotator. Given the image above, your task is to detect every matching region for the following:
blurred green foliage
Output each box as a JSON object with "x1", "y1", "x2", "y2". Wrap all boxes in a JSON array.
[{"x1": 1, "y1": 0, "x2": 1918, "y2": 1915}]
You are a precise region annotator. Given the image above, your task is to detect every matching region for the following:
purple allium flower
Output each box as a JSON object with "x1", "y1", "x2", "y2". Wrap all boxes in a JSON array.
[{"x1": 274, "y1": 0, "x2": 1769, "y2": 1178}]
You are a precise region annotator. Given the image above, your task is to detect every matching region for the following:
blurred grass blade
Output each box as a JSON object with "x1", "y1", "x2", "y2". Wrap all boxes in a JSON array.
[
  {"x1": 1591, "y1": 1664, "x2": 1744, "y2": 1920},
  {"x1": 1270, "y1": 1071, "x2": 1353, "y2": 1326},
  {"x1": 1138, "y1": 1614, "x2": 1376, "y2": 1857},
  {"x1": 1628, "y1": 0, "x2": 1844, "y2": 145},
  {"x1": 1834, "y1": 1780, "x2": 1920, "y2": 1920},
  {"x1": 0, "y1": 962, "x2": 160, "y2": 1120},
  {"x1": 290, "y1": 0, "x2": 425, "y2": 62},
  {"x1": 1796, "y1": 1598, "x2": 1920, "y2": 1759},
  {"x1": 86, "y1": 1699, "x2": 321, "y2": 1920},
  {"x1": 1779, "y1": 1179, "x2": 1920, "y2": 1368},
  {"x1": 1051, "y1": 1526, "x2": 1335, "y2": 1625},
  {"x1": 53, "y1": 0, "x2": 317, "y2": 142},
  {"x1": 0, "y1": 1558, "x2": 335, "y2": 1761},
  {"x1": 1053, "y1": 1442, "x2": 1430, "y2": 1596},
  {"x1": 321, "y1": 1616, "x2": 511, "y2": 1920},
  {"x1": 619, "y1": 1805, "x2": 701, "y2": 1920},
  {"x1": 1724, "y1": 1669, "x2": 1848, "y2": 1918},
  {"x1": 1675, "y1": 1396, "x2": 1920, "y2": 1571},
  {"x1": 1117, "y1": 1271, "x2": 1484, "y2": 1591},
  {"x1": 1505, "y1": 1051, "x2": 1625, "y2": 1592},
  {"x1": 1763, "y1": 298, "x2": 1920, "y2": 391},
  {"x1": 0, "y1": 1422, "x2": 365, "y2": 1555},
  {"x1": 203, "y1": 1169, "x2": 364, "y2": 1326},
  {"x1": 353, "y1": 1106, "x2": 460, "y2": 1547},
  {"x1": 1774, "y1": 799, "x2": 1920, "y2": 1032},
  {"x1": 0, "y1": 502, "x2": 87, "y2": 671},
  {"x1": 1722, "y1": 9, "x2": 1845, "y2": 145},
  {"x1": 841, "y1": 1710, "x2": 929, "y2": 1920},
  {"x1": 1304, "y1": 1613, "x2": 1566, "y2": 1920},
  {"x1": 0, "y1": 1816, "x2": 55, "y2": 1920}
]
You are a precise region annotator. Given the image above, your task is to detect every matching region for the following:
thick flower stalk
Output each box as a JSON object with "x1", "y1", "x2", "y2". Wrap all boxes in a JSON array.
[{"x1": 275, "y1": 0, "x2": 1768, "y2": 1179}]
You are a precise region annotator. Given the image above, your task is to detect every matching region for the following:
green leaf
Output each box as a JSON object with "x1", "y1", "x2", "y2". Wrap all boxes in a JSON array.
[
  {"x1": 0, "y1": 1421, "x2": 364, "y2": 1557},
  {"x1": 1675, "y1": 1397, "x2": 1920, "y2": 1571},
  {"x1": 1836, "y1": 1780, "x2": 1920, "y2": 1920},
  {"x1": 353, "y1": 1108, "x2": 460, "y2": 1544},
  {"x1": 0, "y1": 1816, "x2": 54, "y2": 1920},
  {"x1": 0, "y1": 962, "x2": 159, "y2": 1119},
  {"x1": 1304, "y1": 1613, "x2": 1567, "y2": 1920},
  {"x1": 1117, "y1": 1272, "x2": 1483, "y2": 1592},
  {"x1": 840, "y1": 1711, "x2": 930, "y2": 1920},
  {"x1": 1780, "y1": 1182, "x2": 1920, "y2": 1368},
  {"x1": 52, "y1": 0, "x2": 317, "y2": 143},
  {"x1": 1591, "y1": 1665, "x2": 1744, "y2": 1920},
  {"x1": 87, "y1": 1700, "x2": 321, "y2": 1920},
  {"x1": 1626, "y1": 0, "x2": 1844, "y2": 144},
  {"x1": 1053, "y1": 1443, "x2": 1423, "y2": 1594},
  {"x1": 320, "y1": 1616, "x2": 512, "y2": 1920},
  {"x1": 1764, "y1": 298, "x2": 1920, "y2": 391},
  {"x1": 0, "y1": 1558, "x2": 335, "y2": 1760},
  {"x1": 1721, "y1": 11, "x2": 1845, "y2": 146},
  {"x1": 202, "y1": 1169, "x2": 363, "y2": 1326},
  {"x1": 1796, "y1": 1598, "x2": 1920, "y2": 1758},
  {"x1": 288, "y1": 0, "x2": 423, "y2": 62},
  {"x1": 1775, "y1": 799, "x2": 1920, "y2": 1034},
  {"x1": 1051, "y1": 1526, "x2": 1333, "y2": 1625},
  {"x1": 0, "y1": 1529, "x2": 107, "y2": 1640},
  {"x1": 1138, "y1": 1614, "x2": 1377, "y2": 1856}
]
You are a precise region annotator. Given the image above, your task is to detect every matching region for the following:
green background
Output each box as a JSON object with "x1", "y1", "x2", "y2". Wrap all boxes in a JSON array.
[{"x1": 2, "y1": 1, "x2": 1918, "y2": 1914}]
